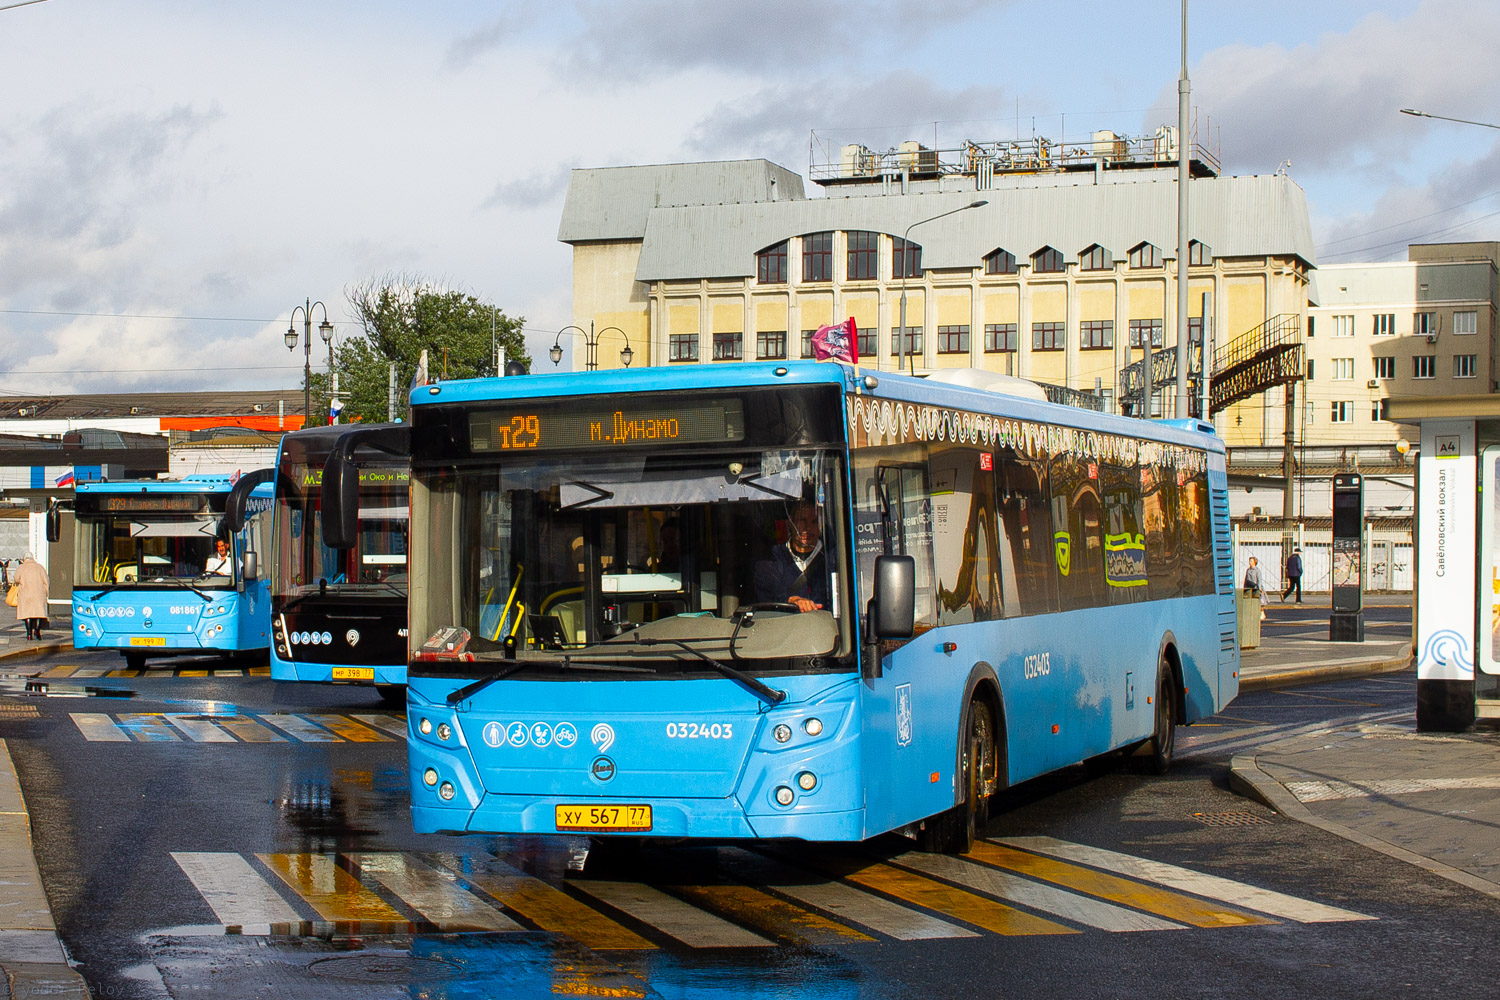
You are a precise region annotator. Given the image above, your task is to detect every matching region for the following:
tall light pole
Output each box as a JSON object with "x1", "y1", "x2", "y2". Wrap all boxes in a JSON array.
[
  {"x1": 285, "y1": 299, "x2": 332, "y2": 427},
  {"x1": 898, "y1": 199, "x2": 987, "y2": 375},
  {"x1": 1174, "y1": 0, "x2": 1192, "y2": 421},
  {"x1": 549, "y1": 322, "x2": 634, "y2": 370}
]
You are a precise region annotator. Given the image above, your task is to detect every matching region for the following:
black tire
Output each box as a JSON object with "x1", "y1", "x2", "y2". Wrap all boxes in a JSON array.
[
  {"x1": 918, "y1": 698, "x2": 995, "y2": 854},
  {"x1": 375, "y1": 684, "x2": 407, "y2": 706},
  {"x1": 1144, "y1": 661, "x2": 1177, "y2": 775},
  {"x1": 123, "y1": 652, "x2": 147, "y2": 671}
]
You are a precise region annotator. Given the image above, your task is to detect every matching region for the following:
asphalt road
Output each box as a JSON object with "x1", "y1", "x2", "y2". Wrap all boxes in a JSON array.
[{"x1": 5, "y1": 635, "x2": 1495, "y2": 1000}]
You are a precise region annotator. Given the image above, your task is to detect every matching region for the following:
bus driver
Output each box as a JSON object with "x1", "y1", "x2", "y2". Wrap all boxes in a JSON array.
[
  {"x1": 753, "y1": 500, "x2": 828, "y2": 613},
  {"x1": 204, "y1": 538, "x2": 233, "y2": 576}
]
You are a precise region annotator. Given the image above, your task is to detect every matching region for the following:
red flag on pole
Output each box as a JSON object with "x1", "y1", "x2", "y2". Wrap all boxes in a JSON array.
[{"x1": 812, "y1": 318, "x2": 858, "y2": 363}]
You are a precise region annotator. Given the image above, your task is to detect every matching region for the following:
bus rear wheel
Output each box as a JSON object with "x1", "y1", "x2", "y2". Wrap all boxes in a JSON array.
[
  {"x1": 918, "y1": 697, "x2": 995, "y2": 854},
  {"x1": 123, "y1": 652, "x2": 147, "y2": 671},
  {"x1": 1144, "y1": 661, "x2": 1177, "y2": 775},
  {"x1": 375, "y1": 684, "x2": 406, "y2": 706}
]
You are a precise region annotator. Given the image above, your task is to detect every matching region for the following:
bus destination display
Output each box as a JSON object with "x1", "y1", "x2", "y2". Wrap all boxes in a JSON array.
[
  {"x1": 470, "y1": 399, "x2": 744, "y2": 452},
  {"x1": 80, "y1": 494, "x2": 210, "y2": 515}
]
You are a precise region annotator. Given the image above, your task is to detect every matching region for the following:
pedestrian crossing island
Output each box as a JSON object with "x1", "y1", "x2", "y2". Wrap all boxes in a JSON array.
[{"x1": 171, "y1": 839, "x2": 1371, "y2": 951}]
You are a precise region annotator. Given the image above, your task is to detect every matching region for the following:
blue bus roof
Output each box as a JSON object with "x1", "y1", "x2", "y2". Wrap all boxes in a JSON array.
[
  {"x1": 410, "y1": 361, "x2": 1221, "y2": 453},
  {"x1": 75, "y1": 474, "x2": 269, "y2": 496}
]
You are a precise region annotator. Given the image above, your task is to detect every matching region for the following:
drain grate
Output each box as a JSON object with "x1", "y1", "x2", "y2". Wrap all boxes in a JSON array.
[
  {"x1": 1189, "y1": 810, "x2": 1272, "y2": 827},
  {"x1": 309, "y1": 955, "x2": 462, "y2": 983}
]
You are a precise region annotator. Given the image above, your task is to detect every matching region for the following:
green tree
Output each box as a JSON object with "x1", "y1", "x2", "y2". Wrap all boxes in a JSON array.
[{"x1": 309, "y1": 275, "x2": 527, "y2": 424}]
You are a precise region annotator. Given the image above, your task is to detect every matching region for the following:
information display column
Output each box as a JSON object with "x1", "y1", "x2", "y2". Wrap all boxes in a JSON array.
[{"x1": 1329, "y1": 473, "x2": 1364, "y2": 641}]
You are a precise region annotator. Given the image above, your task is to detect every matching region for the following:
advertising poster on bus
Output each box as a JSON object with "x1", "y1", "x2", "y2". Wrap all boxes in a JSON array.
[{"x1": 1481, "y1": 445, "x2": 1500, "y2": 676}]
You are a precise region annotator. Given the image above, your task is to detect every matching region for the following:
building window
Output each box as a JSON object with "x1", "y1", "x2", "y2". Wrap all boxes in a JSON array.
[
  {"x1": 1099, "y1": 387, "x2": 1115, "y2": 413},
  {"x1": 892, "y1": 237, "x2": 922, "y2": 279},
  {"x1": 1304, "y1": 401, "x2": 1315, "y2": 425},
  {"x1": 800, "y1": 330, "x2": 816, "y2": 359},
  {"x1": 984, "y1": 323, "x2": 1017, "y2": 353},
  {"x1": 1188, "y1": 240, "x2": 1212, "y2": 266},
  {"x1": 983, "y1": 248, "x2": 1017, "y2": 274},
  {"x1": 1079, "y1": 319, "x2": 1113, "y2": 349},
  {"x1": 890, "y1": 326, "x2": 923, "y2": 357},
  {"x1": 1129, "y1": 243, "x2": 1162, "y2": 268},
  {"x1": 858, "y1": 328, "x2": 877, "y2": 358},
  {"x1": 1306, "y1": 359, "x2": 1314, "y2": 380},
  {"x1": 1031, "y1": 247, "x2": 1064, "y2": 273},
  {"x1": 756, "y1": 241, "x2": 787, "y2": 284},
  {"x1": 1372, "y1": 399, "x2": 1389, "y2": 422},
  {"x1": 1413, "y1": 355, "x2": 1435, "y2": 379},
  {"x1": 1331, "y1": 314, "x2": 1354, "y2": 338},
  {"x1": 1455, "y1": 354, "x2": 1477, "y2": 378},
  {"x1": 668, "y1": 334, "x2": 699, "y2": 362},
  {"x1": 936, "y1": 325, "x2": 969, "y2": 354},
  {"x1": 1414, "y1": 311, "x2": 1436, "y2": 338},
  {"x1": 1331, "y1": 357, "x2": 1354, "y2": 381},
  {"x1": 802, "y1": 232, "x2": 832, "y2": 282},
  {"x1": 1079, "y1": 245, "x2": 1112, "y2": 271},
  {"x1": 712, "y1": 331, "x2": 743, "y2": 361},
  {"x1": 756, "y1": 330, "x2": 786, "y2": 360},
  {"x1": 846, "y1": 230, "x2": 878, "y2": 281},
  {"x1": 1306, "y1": 316, "x2": 1315, "y2": 337},
  {"x1": 1454, "y1": 310, "x2": 1478, "y2": 335},
  {"x1": 1128, "y1": 319, "x2": 1163, "y2": 348},
  {"x1": 1032, "y1": 321, "x2": 1065, "y2": 351},
  {"x1": 1188, "y1": 316, "x2": 1204, "y2": 345},
  {"x1": 1373, "y1": 313, "x2": 1395, "y2": 337},
  {"x1": 1373, "y1": 356, "x2": 1394, "y2": 379},
  {"x1": 1330, "y1": 401, "x2": 1352, "y2": 423}
]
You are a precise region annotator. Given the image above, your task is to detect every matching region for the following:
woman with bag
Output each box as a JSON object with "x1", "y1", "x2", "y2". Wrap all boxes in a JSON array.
[{"x1": 14, "y1": 553, "x2": 49, "y2": 641}]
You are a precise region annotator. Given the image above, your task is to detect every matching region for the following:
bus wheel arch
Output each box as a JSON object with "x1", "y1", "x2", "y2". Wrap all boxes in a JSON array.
[
  {"x1": 1145, "y1": 633, "x2": 1182, "y2": 773},
  {"x1": 919, "y1": 663, "x2": 1004, "y2": 854},
  {"x1": 1157, "y1": 632, "x2": 1185, "y2": 726}
]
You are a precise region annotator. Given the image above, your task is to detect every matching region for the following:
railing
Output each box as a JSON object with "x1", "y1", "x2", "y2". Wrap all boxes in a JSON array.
[
  {"x1": 1036, "y1": 382, "x2": 1104, "y2": 412},
  {"x1": 1212, "y1": 314, "x2": 1301, "y2": 374},
  {"x1": 1208, "y1": 314, "x2": 1303, "y2": 415}
]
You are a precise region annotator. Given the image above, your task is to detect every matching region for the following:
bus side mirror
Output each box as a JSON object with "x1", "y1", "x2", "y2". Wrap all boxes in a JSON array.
[
  {"x1": 871, "y1": 555, "x2": 916, "y2": 638},
  {"x1": 45, "y1": 503, "x2": 61, "y2": 543},
  {"x1": 242, "y1": 551, "x2": 258, "y2": 582},
  {"x1": 323, "y1": 448, "x2": 360, "y2": 550}
]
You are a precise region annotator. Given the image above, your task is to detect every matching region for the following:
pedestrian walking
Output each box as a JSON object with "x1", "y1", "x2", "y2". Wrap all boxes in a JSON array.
[
  {"x1": 14, "y1": 552, "x2": 49, "y2": 641},
  {"x1": 1282, "y1": 547, "x2": 1304, "y2": 603},
  {"x1": 1242, "y1": 556, "x2": 1261, "y2": 597}
]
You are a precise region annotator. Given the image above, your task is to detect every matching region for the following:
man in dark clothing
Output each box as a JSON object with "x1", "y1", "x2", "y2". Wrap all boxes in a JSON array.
[
  {"x1": 753, "y1": 501, "x2": 829, "y2": 612},
  {"x1": 1283, "y1": 547, "x2": 1304, "y2": 603}
]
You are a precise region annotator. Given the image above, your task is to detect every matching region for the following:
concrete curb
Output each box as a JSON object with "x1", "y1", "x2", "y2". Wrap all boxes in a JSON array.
[
  {"x1": 1238, "y1": 653, "x2": 1413, "y2": 692},
  {"x1": 1229, "y1": 752, "x2": 1500, "y2": 903},
  {"x1": 0, "y1": 641, "x2": 71, "y2": 664},
  {"x1": 0, "y1": 739, "x2": 90, "y2": 998}
]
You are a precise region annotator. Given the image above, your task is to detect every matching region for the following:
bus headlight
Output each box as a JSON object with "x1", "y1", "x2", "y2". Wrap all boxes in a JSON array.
[
  {"x1": 803, "y1": 718, "x2": 823, "y2": 737},
  {"x1": 773, "y1": 724, "x2": 792, "y2": 743},
  {"x1": 423, "y1": 768, "x2": 439, "y2": 786},
  {"x1": 436, "y1": 723, "x2": 451, "y2": 742},
  {"x1": 797, "y1": 771, "x2": 818, "y2": 791},
  {"x1": 438, "y1": 782, "x2": 456, "y2": 801},
  {"x1": 774, "y1": 786, "x2": 795, "y2": 806},
  {"x1": 419, "y1": 718, "x2": 433, "y2": 735}
]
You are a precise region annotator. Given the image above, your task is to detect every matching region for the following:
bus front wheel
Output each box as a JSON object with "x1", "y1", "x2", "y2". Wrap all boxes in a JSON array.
[
  {"x1": 1144, "y1": 661, "x2": 1177, "y2": 774},
  {"x1": 919, "y1": 697, "x2": 995, "y2": 855},
  {"x1": 123, "y1": 652, "x2": 147, "y2": 671}
]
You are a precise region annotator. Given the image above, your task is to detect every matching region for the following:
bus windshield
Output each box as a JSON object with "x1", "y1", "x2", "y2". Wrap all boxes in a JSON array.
[
  {"x1": 273, "y1": 457, "x2": 409, "y2": 602},
  {"x1": 76, "y1": 511, "x2": 228, "y2": 587},
  {"x1": 411, "y1": 446, "x2": 852, "y2": 673}
]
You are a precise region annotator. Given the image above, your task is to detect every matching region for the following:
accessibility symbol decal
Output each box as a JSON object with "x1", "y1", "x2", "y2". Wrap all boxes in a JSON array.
[{"x1": 506, "y1": 722, "x2": 529, "y2": 747}]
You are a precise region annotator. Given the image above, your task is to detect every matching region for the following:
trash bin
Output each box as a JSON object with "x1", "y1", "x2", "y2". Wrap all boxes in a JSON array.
[{"x1": 1237, "y1": 591, "x2": 1261, "y2": 649}]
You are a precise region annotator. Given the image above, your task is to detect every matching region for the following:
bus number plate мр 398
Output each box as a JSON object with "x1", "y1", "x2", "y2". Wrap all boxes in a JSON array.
[
  {"x1": 555, "y1": 804, "x2": 652, "y2": 833},
  {"x1": 129, "y1": 637, "x2": 166, "y2": 646},
  {"x1": 332, "y1": 667, "x2": 375, "y2": 680}
]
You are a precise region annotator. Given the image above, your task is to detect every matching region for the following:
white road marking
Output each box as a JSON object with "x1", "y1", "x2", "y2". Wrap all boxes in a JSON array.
[
  {"x1": 163, "y1": 715, "x2": 236, "y2": 743},
  {"x1": 570, "y1": 880, "x2": 775, "y2": 948},
  {"x1": 1286, "y1": 776, "x2": 1500, "y2": 802},
  {"x1": 895, "y1": 852, "x2": 1184, "y2": 932},
  {"x1": 68, "y1": 713, "x2": 131, "y2": 742},
  {"x1": 258, "y1": 714, "x2": 340, "y2": 742},
  {"x1": 347, "y1": 853, "x2": 522, "y2": 931},
  {"x1": 999, "y1": 837, "x2": 1373, "y2": 923},
  {"x1": 171, "y1": 852, "x2": 302, "y2": 928},
  {"x1": 352, "y1": 714, "x2": 408, "y2": 739}
]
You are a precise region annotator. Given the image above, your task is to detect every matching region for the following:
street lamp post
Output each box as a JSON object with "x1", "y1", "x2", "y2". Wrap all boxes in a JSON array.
[
  {"x1": 1399, "y1": 108, "x2": 1500, "y2": 130},
  {"x1": 898, "y1": 200, "x2": 987, "y2": 375},
  {"x1": 285, "y1": 299, "x2": 332, "y2": 427},
  {"x1": 549, "y1": 322, "x2": 634, "y2": 370}
]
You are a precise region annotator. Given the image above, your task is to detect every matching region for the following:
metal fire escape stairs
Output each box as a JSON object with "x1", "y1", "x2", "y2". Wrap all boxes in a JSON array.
[{"x1": 1117, "y1": 313, "x2": 1303, "y2": 419}]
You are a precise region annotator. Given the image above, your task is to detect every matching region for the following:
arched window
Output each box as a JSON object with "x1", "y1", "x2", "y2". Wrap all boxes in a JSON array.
[
  {"x1": 1031, "y1": 246, "x2": 1064, "y2": 273},
  {"x1": 1128, "y1": 243, "x2": 1162, "y2": 268},
  {"x1": 1079, "y1": 245, "x2": 1112, "y2": 271},
  {"x1": 892, "y1": 237, "x2": 922, "y2": 279},
  {"x1": 983, "y1": 248, "x2": 1017, "y2": 275},
  {"x1": 1188, "y1": 240, "x2": 1213, "y2": 267},
  {"x1": 801, "y1": 232, "x2": 833, "y2": 282},
  {"x1": 756, "y1": 240, "x2": 788, "y2": 284}
]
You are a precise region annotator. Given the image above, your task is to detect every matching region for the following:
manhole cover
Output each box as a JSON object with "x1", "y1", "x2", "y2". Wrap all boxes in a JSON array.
[
  {"x1": 1189, "y1": 810, "x2": 1271, "y2": 827},
  {"x1": 309, "y1": 955, "x2": 462, "y2": 983}
]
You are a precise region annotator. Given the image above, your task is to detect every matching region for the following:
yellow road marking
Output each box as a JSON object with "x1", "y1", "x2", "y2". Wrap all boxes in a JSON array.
[
  {"x1": 179, "y1": 670, "x2": 209, "y2": 677},
  {"x1": 104, "y1": 669, "x2": 142, "y2": 678},
  {"x1": 216, "y1": 716, "x2": 285, "y2": 742},
  {"x1": 248, "y1": 666, "x2": 270, "y2": 676},
  {"x1": 668, "y1": 883, "x2": 874, "y2": 946},
  {"x1": 40, "y1": 665, "x2": 79, "y2": 678},
  {"x1": 966, "y1": 842, "x2": 1271, "y2": 928},
  {"x1": 258, "y1": 853, "x2": 407, "y2": 923},
  {"x1": 304, "y1": 715, "x2": 392, "y2": 742},
  {"x1": 432, "y1": 853, "x2": 655, "y2": 950},
  {"x1": 833, "y1": 860, "x2": 1076, "y2": 936}
]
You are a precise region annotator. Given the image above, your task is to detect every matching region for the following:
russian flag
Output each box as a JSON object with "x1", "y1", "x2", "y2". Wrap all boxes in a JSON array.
[{"x1": 54, "y1": 469, "x2": 75, "y2": 488}]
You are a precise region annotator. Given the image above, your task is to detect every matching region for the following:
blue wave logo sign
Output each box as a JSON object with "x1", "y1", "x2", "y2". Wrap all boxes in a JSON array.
[{"x1": 1420, "y1": 629, "x2": 1474, "y2": 676}]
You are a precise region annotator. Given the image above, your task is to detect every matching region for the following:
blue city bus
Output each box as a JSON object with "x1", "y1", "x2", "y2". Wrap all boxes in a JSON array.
[
  {"x1": 332, "y1": 362, "x2": 1235, "y2": 853},
  {"x1": 264, "y1": 424, "x2": 410, "y2": 701},
  {"x1": 71, "y1": 474, "x2": 273, "y2": 670}
]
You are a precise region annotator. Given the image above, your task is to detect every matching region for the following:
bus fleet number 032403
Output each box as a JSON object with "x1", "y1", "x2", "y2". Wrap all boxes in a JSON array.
[{"x1": 665, "y1": 721, "x2": 733, "y2": 739}]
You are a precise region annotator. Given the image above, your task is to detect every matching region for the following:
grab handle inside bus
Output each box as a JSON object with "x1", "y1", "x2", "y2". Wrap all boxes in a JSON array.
[{"x1": 871, "y1": 554, "x2": 916, "y2": 639}]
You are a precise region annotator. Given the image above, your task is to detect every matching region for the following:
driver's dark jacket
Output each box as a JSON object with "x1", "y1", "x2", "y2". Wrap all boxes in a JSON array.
[{"x1": 752, "y1": 545, "x2": 829, "y2": 608}]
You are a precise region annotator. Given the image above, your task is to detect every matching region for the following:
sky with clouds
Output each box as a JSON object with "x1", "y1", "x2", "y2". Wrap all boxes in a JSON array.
[{"x1": 0, "y1": 0, "x2": 1495, "y2": 396}]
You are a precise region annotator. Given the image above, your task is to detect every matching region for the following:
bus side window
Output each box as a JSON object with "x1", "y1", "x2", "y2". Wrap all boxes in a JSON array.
[
  {"x1": 929, "y1": 445, "x2": 1002, "y2": 626},
  {"x1": 877, "y1": 464, "x2": 936, "y2": 629},
  {"x1": 1143, "y1": 456, "x2": 1181, "y2": 600},
  {"x1": 998, "y1": 447, "x2": 1056, "y2": 617},
  {"x1": 1179, "y1": 467, "x2": 1214, "y2": 596}
]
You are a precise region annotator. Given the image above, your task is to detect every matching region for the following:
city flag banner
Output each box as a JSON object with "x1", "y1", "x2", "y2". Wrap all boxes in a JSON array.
[
  {"x1": 54, "y1": 469, "x2": 74, "y2": 488},
  {"x1": 812, "y1": 318, "x2": 858, "y2": 364}
]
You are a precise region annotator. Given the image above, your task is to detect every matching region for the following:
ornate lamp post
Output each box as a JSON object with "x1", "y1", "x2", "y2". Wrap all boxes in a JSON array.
[
  {"x1": 549, "y1": 322, "x2": 634, "y2": 371},
  {"x1": 285, "y1": 299, "x2": 332, "y2": 427}
]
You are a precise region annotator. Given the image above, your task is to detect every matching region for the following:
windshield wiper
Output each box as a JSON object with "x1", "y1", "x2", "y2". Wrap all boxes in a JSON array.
[
  {"x1": 88, "y1": 585, "x2": 124, "y2": 602},
  {"x1": 446, "y1": 655, "x2": 654, "y2": 707},
  {"x1": 446, "y1": 662, "x2": 527, "y2": 706},
  {"x1": 632, "y1": 636, "x2": 786, "y2": 707}
]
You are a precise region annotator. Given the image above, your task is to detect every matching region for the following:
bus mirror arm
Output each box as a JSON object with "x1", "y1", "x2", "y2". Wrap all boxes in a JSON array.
[
  {"x1": 45, "y1": 500, "x2": 64, "y2": 544},
  {"x1": 323, "y1": 425, "x2": 412, "y2": 550}
]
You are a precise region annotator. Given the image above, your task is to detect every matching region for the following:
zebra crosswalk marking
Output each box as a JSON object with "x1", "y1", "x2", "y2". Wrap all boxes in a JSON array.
[
  {"x1": 667, "y1": 883, "x2": 875, "y2": 946},
  {"x1": 715, "y1": 848, "x2": 976, "y2": 941},
  {"x1": 1000, "y1": 837, "x2": 1374, "y2": 923},
  {"x1": 172, "y1": 852, "x2": 302, "y2": 928},
  {"x1": 179, "y1": 670, "x2": 209, "y2": 678},
  {"x1": 213, "y1": 716, "x2": 284, "y2": 743},
  {"x1": 40, "y1": 666, "x2": 78, "y2": 679},
  {"x1": 305, "y1": 714, "x2": 392, "y2": 742},
  {"x1": 352, "y1": 714, "x2": 408, "y2": 738},
  {"x1": 347, "y1": 853, "x2": 523, "y2": 932},
  {"x1": 116, "y1": 713, "x2": 181, "y2": 742},
  {"x1": 163, "y1": 715, "x2": 237, "y2": 743},
  {"x1": 570, "y1": 880, "x2": 775, "y2": 949},
  {"x1": 431, "y1": 853, "x2": 655, "y2": 951},
  {"x1": 258, "y1": 715, "x2": 340, "y2": 743},
  {"x1": 69, "y1": 714, "x2": 130, "y2": 742},
  {"x1": 258, "y1": 853, "x2": 407, "y2": 923},
  {"x1": 969, "y1": 841, "x2": 1269, "y2": 928},
  {"x1": 833, "y1": 859, "x2": 1078, "y2": 937},
  {"x1": 68, "y1": 712, "x2": 407, "y2": 744},
  {"x1": 69, "y1": 667, "x2": 109, "y2": 678},
  {"x1": 893, "y1": 850, "x2": 1185, "y2": 933}
]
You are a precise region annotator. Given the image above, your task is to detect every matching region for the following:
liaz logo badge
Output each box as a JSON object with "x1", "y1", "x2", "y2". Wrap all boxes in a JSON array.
[
  {"x1": 591, "y1": 756, "x2": 616, "y2": 782},
  {"x1": 895, "y1": 683, "x2": 913, "y2": 747}
]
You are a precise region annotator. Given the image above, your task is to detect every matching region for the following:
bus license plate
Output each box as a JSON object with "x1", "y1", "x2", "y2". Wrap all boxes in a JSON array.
[
  {"x1": 129, "y1": 637, "x2": 166, "y2": 647},
  {"x1": 332, "y1": 668, "x2": 375, "y2": 681},
  {"x1": 555, "y1": 804, "x2": 652, "y2": 832}
]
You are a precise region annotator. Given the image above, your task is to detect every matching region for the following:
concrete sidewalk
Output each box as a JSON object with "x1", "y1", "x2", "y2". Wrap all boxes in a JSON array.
[{"x1": 0, "y1": 606, "x2": 73, "y2": 664}]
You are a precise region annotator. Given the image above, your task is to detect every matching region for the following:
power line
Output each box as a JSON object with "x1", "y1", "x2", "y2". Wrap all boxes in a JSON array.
[
  {"x1": 0, "y1": 308, "x2": 290, "y2": 324},
  {"x1": 1319, "y1": 208, "x2": 1500, "y2": 262},
  {"x1": 0, "y1": 364, "x2": 307, "y2": 376}
]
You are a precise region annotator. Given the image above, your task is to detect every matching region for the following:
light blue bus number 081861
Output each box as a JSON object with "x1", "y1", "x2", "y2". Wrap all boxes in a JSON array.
[{"x1": 665, "y1": 722, "x2": 733, "y2": 739}]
